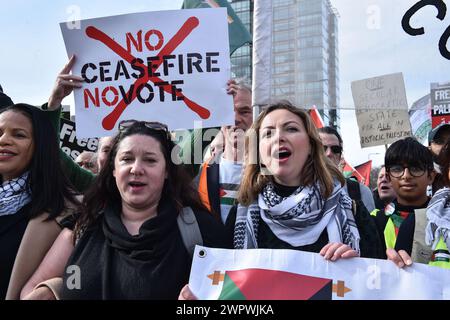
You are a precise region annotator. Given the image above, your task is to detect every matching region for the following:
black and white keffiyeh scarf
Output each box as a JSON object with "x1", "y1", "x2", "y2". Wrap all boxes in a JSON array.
[
  {"x1": 234, "y1": 181, "x2": 360, "y2": 252},
  {"x1": 426, "y1": 187, "x2": 450, "y2": 250},
  {"x1": 0, "y1": 171, "x2": 31, "y2": 217}
]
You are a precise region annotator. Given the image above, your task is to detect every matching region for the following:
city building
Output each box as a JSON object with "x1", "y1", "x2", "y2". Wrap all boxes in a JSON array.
[{"x1": 230, "y1": 0, "x2": 340, "y2": 129}]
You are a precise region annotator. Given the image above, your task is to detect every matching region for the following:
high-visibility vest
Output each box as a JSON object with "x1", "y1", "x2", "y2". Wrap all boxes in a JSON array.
[
  {"x1": 429, "y1": 237, "x2": 450, "y2": 269},
  {"x1": 370, "y1": 207, "x2": 407, "y2": 249},
  {"x1": 370, "y1": 206, "x2": 412, "y2": 249},
  {"x1": 198, "y1": 157, "x2": 212, "y2": 213}
]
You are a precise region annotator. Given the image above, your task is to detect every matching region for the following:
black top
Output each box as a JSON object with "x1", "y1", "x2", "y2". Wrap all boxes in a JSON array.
[
  {"x1": 0, "y1": 203, "x2": 31, "y2": 299},
  {"x1": 226, "y1": 182, "x2": 329, "y2": 253},
  {"x1": 373, "y1": 199, "x2": 430, "y2": 257},
  {"x1": 60, "y1": 197, "x2": 232, "y2": 300},
  {"x1": 372, "y1": 189, "x2": 388, "y2": 211}
]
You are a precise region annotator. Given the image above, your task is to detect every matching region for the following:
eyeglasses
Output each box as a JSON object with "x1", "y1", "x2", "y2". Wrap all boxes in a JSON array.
[
  {"x1": 387, "y1": 165, "x2": 427, "y2": 178},
  {"x1": 118, "y1": 120, "x2": 169, "y2": 139},
  {"x1": 323, "y1": 145, "x2": 342, "y2": 154}
]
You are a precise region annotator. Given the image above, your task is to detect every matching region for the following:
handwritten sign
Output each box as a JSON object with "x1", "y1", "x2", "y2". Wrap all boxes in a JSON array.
[
  {"x1": 351, "y1": 73, "x2": 412, "y2": 148},
  {"x1": 60, "y1": 9, "x2": 233, "y2": 138}
]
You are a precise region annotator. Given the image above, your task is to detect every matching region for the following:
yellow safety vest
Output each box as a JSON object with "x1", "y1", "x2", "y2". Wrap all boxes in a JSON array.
[{"x1": 428, "y1": 237, "x2": 450, "y2": 269}]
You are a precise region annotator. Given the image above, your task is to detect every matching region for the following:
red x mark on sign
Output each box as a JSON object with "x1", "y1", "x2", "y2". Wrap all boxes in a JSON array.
[{"x1": 85, "y1": 16, "x2": 211, "y2": 131}]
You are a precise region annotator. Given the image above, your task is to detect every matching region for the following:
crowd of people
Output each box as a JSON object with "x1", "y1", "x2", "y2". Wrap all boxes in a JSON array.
[{"x1": 0, "y1": 55, "x2": 449, "y2": 300}]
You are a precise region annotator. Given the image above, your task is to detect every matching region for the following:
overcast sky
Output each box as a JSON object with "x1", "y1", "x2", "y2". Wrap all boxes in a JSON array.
[{"x1": 1, "y1": 0, "x2": 449, "y2": 167}]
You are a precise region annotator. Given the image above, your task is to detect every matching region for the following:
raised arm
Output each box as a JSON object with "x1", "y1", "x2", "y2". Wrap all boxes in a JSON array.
[
  {"x1": 47, "y1": 55, "x2": 83, "y2": 110},
  {"x1": 43, "y1": 56, "x2": 95, "y2": 192}
]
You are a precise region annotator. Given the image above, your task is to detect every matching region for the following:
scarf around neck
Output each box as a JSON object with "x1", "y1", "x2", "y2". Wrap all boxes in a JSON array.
[
  {"x1": 102, "y1": 195, "x2": 179, "y2": 260},
  {"x1": 0, "y1": 171, "x2": 31, "y2": 217},
  {"x1": 425, "y1": 187, "x2": 450, "y2": 251},
  {"x1": 234, "y1": 181, "x2": 360, "y2": 252}
]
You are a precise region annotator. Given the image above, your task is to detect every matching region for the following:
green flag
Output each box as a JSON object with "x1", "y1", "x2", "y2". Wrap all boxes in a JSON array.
[{"x1": 182, "y1": 0, "x2": 252, "y2": 55}]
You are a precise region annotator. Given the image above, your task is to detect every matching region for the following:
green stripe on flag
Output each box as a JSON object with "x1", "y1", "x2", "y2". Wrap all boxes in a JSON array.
[
  {"x1": 220, "y1": 197, "x2": 237, "y2": 206},
  {"x1": 218, "y1": 273, "x2": 246, "y2": 300},
  {"x1": 343, "y1": 170, "x2": 353, "y2": 178}
]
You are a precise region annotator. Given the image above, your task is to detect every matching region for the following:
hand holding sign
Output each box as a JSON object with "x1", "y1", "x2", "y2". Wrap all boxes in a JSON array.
[
  {"x1": 48, "y1": 56, "x2": 84, "y2": 110},
  {"x1": 61, "y1": 9, "x2": 233, "y2": 139},
  {"x1": 226, "y1": 79, "x2": 239, "y2": 96}
]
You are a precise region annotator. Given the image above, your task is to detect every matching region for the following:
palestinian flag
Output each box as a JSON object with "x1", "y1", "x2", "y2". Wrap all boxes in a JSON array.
[
  {"x1": 354, "y1": 160, "x2": 372, "y2": 186},
  {"x1": 342, "y1": 161, "x2": 356, "y2": 179},
  {"x1": 309, "y1": 106, "x2": 325, "y2": 129},
  {"x1": 217, "y1": 268, "x2": 332, "y2": 300},
  {"x1": 219, "y1": 184, "x2": 239, "y2": 206}
]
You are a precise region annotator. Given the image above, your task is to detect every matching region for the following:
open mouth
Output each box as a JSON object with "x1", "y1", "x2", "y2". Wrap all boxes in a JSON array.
[
  {"x1": 274, "y1": 148, "x2": 292, "y2": 160},
  {"x1": 129, "y1": 181, "x2": 146, "y2": 188}
]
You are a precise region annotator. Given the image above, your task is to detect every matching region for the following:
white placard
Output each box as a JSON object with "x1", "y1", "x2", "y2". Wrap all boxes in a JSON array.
[
  {"x1": 351, "y1": 73, "x2": 412, "y2": 148},
  {"x1": 61, "y1": 9, "x2": 233, "y2": 138}
]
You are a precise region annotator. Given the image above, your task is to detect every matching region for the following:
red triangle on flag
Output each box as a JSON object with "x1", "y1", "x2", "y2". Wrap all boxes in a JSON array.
[{"x1": 354, "y1": 160, "x2": 372, "y2": 186}]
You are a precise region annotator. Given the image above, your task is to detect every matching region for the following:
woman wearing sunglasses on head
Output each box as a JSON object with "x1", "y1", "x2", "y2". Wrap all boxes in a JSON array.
[{"x1": 22, "y1": 119, "x2": 231, "y2": 300}]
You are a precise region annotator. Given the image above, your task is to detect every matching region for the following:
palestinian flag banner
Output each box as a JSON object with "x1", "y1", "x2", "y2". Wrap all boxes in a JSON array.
[
  {"x1": 189, "y1": 246, "x2": 450, "y2": 300},
  {"x1": 218, "y1": 269, "x2": 333, "y2": 300}
]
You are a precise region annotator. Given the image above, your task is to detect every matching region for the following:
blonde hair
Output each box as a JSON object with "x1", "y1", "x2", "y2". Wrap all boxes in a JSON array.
[{"x1": 238, "y1": 102, "x2": 344, "y2": 206}]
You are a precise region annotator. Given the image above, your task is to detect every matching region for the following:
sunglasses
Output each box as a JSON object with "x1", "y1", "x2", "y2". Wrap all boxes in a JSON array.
[
  {"x1": 323, "y1": 145, "x2": 342, "y2": 154},
  {"x1": 118, "y1": 120, "x2": 169, "y2": 139}
]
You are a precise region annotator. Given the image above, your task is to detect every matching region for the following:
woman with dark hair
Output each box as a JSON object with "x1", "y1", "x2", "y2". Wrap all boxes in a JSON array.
[
  {"x1": 1, "y1": 104, "x2": 79, "y2": 299},
  {"x1": 23, "y1": 120, "x2": 230, "y2": 299}
]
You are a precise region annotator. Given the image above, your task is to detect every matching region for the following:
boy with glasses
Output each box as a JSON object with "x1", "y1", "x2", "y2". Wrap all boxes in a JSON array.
[{"x1": 372, "y1": 137, "x2": 435, "y2": 260}]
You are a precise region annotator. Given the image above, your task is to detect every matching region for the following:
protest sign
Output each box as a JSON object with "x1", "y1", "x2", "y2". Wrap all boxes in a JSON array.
[
  {"x1": 351, "y1": 73, "x2": 412, "y2": 148},
  {"x1": 61, "y1": 8, "x2": 233, "y2": 138},
  {"x1": 189, "y1": 246, "x2": 450, "y2": 300},
  {"x1": 431, "y1": 85, "x2": 450, "y2": 128},
  {"x1": 409, "y1": 94, "x2": 431, "y2": 146},
  {"x1": 60, "y1": 117, "x2": 99, "y2": 160}
]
